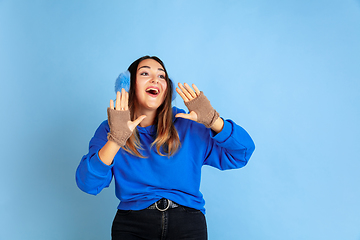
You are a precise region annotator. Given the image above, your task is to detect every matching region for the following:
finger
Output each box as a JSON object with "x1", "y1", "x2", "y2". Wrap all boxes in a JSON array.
[
  {"x1": 176, "y1": 111, "x2": 198, "y2": 121},
  {"x1": 110, "y1": 99, "x2": 114, "y2": 109},
  {"x1": 124, "y1": 91, "x2": 129, "y2": 111},
  {"x1": 178, "y1": 83, "x2": 192, "y2": 101},
  {"x1": 115, "y1": 91, "x2": 121, "y2": 110},
  {"x1": 184, "y1": 83, "x2": 197, "y2": 98},
  {"x1": 120, "y1": 88, "x2": 126, "y2": 111},
  {"x1": 175, "y1": 113, "x2": 191, "y2": 120},
  {"x1": 129, "y1": 115, "x2": 147, "y2": 131},
  {"x1": 176, "y1": 87, "x2": 189, "y2": 102},
  {"x1": 192, "y1": 84, "x2": 201, "y2": 96},
  {"x1": 175, "y1": 112, "x2": 198, "y2": 122}
]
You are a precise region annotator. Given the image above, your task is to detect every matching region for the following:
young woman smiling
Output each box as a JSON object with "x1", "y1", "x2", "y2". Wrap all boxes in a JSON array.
[{"x1": 76, "y1": 56, "x2": 255, "y2": 239}]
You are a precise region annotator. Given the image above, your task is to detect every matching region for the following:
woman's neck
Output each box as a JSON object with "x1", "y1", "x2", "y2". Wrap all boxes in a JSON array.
[{"x1": 134, "y1": 108, "x2": 157, "y2": 127}]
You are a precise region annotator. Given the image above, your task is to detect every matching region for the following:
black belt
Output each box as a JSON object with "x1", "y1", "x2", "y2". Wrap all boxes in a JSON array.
[{"x1": 147, "y1": 198, "x2": 179, "y2": 211}]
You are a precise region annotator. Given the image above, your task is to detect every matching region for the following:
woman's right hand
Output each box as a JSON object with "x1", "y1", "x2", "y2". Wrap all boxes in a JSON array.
[
  {"x1": 110, "y1": 88, "x2": 146, "y2": 132},
  {"x1": 107, "y1": 88, "x2": 146, "y2": 146}
]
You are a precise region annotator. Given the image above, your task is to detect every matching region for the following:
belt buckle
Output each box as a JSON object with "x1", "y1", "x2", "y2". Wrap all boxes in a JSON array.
[{"x1": 155, "y1": 199, "x2": 170, "y2": 212}]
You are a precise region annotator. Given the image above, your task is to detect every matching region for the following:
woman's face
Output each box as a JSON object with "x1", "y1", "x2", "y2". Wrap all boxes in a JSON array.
[{"x1": 135, "y1": 59, "x2": 168, "y2": 111}]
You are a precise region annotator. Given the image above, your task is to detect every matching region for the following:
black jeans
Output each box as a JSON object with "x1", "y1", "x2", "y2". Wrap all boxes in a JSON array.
[{"x1": 111, "y1": 205, "x2": 207, "y2": 240}]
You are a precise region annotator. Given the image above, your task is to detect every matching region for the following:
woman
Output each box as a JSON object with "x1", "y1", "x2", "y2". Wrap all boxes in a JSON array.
[{"x1": 76, "y1": 56, "x2": 255, "y2": 239}]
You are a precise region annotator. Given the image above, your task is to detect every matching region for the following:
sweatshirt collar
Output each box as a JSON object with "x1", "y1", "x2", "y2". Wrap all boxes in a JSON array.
[
  {"x1": 136, "y1": 107, "x2": 185, "y2": 135},
  {"x1": 137, "y1": 124, "x2": 157, "y2": 135}
]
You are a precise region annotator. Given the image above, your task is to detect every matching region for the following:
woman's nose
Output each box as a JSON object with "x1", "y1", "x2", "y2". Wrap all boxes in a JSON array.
[{"x1": 150, "y1": 77, "x2": 158, "y2": 83}]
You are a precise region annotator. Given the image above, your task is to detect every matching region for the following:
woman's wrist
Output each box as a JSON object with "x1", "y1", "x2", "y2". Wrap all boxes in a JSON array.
[
  {"x1": 210, "y1": 117, "x2": 224, "y2": 134},
  {"x1": 98, "y1": 140, "x2": 121, "y2": 166}
]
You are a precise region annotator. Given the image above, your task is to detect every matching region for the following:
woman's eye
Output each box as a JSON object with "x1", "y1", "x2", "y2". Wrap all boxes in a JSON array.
[
  {"x1": 159, "y1": 75, "x2": 165, "y2": 79},
  {"x1": 140, "y1": 72, "x2": 148, "y2": 76}
]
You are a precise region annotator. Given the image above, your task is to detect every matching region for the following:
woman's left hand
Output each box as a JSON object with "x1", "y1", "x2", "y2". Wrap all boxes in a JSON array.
[
  {"x1": 175, "y1": 83, "x2": 200, "y2": 122},
  {"x1": 175, "y1": 83, "x2": 223, "y2": 133}
]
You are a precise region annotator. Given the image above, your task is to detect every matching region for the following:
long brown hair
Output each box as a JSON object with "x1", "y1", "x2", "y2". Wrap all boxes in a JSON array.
[{"x1": 122, "y1": 56, "x2": 180, "y2": 157}]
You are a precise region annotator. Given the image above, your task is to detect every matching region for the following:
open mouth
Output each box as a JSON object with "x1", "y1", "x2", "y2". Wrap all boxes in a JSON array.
[{"x1": 146, "y1": 87, "x2": 160, "y2": 96}]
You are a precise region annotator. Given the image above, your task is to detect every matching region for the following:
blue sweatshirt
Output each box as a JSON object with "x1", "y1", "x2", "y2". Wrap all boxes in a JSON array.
[{"x1": 76, "y1": 107, "x2": 255, "y2": 214}]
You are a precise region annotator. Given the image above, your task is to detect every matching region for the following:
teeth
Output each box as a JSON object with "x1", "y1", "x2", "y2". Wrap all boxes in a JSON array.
[{"x1": 146, "y1": 88, "x2": 159, "y2": 94}]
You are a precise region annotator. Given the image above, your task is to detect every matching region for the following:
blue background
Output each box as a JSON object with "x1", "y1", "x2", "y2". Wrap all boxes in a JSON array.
[{"x1": 1, "y1": 0, "x2": 360, "y2": 239}]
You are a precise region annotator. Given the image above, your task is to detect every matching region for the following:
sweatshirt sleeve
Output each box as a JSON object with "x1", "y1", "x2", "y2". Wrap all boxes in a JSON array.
[
  {"x1": 203, "y1": 119, "x2": 255, "y2": 170},
  {"x1": 75, "y1": 121, "x2": 114, "y2": 195}
]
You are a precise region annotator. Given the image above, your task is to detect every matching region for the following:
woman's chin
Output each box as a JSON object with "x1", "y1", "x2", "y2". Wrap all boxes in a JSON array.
[
  {"x1": 144, "y1": 98, "x2": 165, "y2": 110},
  {"x1": 146, "y1": 104, "x2": 162, "y2": 111},
  {"x1": 137, "y1": 102, "x2": 162, "y2": 111}
]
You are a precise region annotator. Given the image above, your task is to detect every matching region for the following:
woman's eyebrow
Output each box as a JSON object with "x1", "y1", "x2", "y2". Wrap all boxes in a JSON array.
[
  {"x1": 138, "y1": 66, "x2": 165, "y2": 72},
  {"x1": 138, "y1": 66, "x2": 150, "y2": 70}
]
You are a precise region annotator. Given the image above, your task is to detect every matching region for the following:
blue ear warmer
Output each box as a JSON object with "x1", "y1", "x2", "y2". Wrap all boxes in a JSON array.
[
  {"x1": 115, "y1": 70, "x2": 176, "y2": 101},
  {"x1": 115, "y1": 70, "x2": 131, "y2": 93}
]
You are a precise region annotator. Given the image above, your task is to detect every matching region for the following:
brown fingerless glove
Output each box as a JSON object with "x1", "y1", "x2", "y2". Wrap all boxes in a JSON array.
[
  {"x1": 185, "y1": 91, "x2": 220, "y2": 128},
  {"x1": 107, "y1": 108, "x2": 133, "y2": 147}
]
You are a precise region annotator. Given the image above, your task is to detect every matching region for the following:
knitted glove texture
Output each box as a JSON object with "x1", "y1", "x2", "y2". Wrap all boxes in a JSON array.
[
  {"x1": 107, "y1": 108, "x2": 132, "y2": 147},
  {"x1": 185, "y1": 91, "x2": 219, "y2": 128}
]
